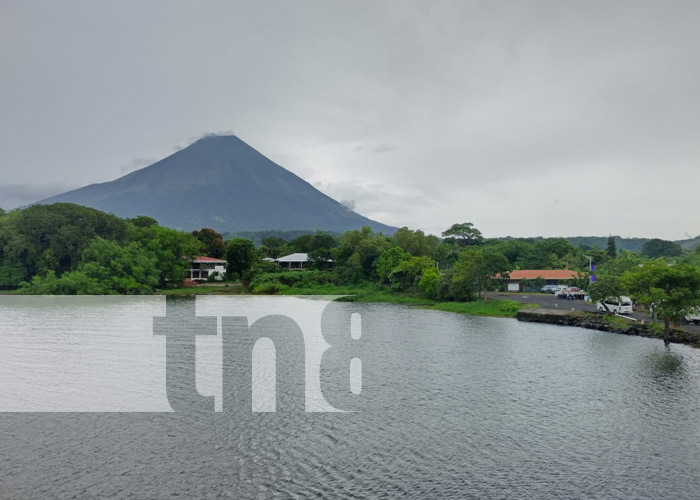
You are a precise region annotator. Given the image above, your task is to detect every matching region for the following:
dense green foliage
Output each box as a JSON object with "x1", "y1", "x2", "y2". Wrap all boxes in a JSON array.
[
  {"x1": 624, "y1": 262, "x2": 700, "y2": 342},
  {"x1": 606, "y1": 235, "x2": 617, "y2": 259},
  {"x1": 225, "y1": 238, "x2": 257, "y2": 278},
  {"x1": 442, "y1": 222, "x2": 483, "y2": 247},
  {"x1": 0, "y1": 203, "x2": 202, "y2": 294},
  {"x1": 641, "y1": 238, "x2": 683, "y2": 258},
  {"x1": 193, "y1": 228, "x2": 226, "y2": 258}
]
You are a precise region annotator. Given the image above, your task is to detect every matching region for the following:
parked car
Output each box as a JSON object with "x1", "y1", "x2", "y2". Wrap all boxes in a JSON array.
[
  {"x1": 596, "y1": 296, "x2": 634, "y2": 315},
  {"x1": 540, "y1": 285, "x2": 558, "y2": 294},
  {"x1": 684, "y1": 307, "x2": 700, "y2": 325}
]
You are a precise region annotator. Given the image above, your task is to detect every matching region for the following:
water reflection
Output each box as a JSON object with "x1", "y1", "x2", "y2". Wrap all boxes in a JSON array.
[{"x1": 643, "y1": 347, "x2": 687, "y2": 379}]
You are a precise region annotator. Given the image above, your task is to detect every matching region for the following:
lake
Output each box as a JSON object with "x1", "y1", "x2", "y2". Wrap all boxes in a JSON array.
[{"x1": 1, "y1": 296, "x2": 699, "y2": 499}]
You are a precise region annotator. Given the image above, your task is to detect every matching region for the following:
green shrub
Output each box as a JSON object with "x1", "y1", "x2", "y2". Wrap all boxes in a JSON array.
[
  {"x1": 252, "y1": 282, "x2": 289, "y2": 294},
  {"x1": 249, "y1": 271, "x2": 337, "y2": 290}
]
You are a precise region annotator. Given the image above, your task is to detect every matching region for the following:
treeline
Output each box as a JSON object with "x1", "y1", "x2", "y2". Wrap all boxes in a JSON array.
[
  {"x1": 499, "y1": 234, "x2": 699, "y2": 253},
  {"x1": 247, "y1": 224, "x2": 700, "y2": 299},
  {"x1": 2, "y1": 204, "x2": 700, "y2": 309},
  {"x1": 222, "y1": 230, "x2": 700, "y2": 253}
]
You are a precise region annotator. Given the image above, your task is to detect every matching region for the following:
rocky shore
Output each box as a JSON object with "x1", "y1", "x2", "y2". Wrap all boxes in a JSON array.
[{"x1": 517, "y1": 308, "x2": 700, "y2": 347}]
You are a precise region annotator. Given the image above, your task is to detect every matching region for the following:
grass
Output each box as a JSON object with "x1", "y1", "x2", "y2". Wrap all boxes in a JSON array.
[
  {"x1": 427, "y1": 300, "x2": 534, "y2": 317},
  {"x1": 599, "y1": 312, "x2": 666, "y2": 336},
  {"x1": 282, "y1": 285, "x2": 533, "y2": 317},
  {"x1": 159, "y1": 281, "x2": 531, "y2": 318}
]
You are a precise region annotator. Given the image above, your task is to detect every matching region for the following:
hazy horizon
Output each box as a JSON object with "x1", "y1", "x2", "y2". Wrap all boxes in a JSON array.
[{"x1": 2, "y1": 1, "x2": 699, "y2": 239}]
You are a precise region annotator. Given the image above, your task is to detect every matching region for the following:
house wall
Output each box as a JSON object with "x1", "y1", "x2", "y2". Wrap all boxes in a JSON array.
[{"x1": 506, "y1": 278, "x2": 570, "y2": 292}]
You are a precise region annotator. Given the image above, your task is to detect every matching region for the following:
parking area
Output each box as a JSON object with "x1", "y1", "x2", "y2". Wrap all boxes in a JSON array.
[{"x1": 486, "y1": 291, "x2": 700, "y2": 334}]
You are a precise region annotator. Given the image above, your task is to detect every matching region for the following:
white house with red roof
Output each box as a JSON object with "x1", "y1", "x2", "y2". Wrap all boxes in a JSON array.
[{"x1": 188, "y1": 256, "x2": 227, "y2": 281}]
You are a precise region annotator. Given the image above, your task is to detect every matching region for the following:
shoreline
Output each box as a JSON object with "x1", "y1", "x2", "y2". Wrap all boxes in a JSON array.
[
  {"x1": 517, "y1": 308, "x2": 700, "y2": 348},
  {"x1": 160, "y1": 286, "x2": 700, "y2": 347},
  {"x1": 5, "y1": 286, "x2": 700, "y2": 347},
  {"x1": 158, "y1": 285, "x2": 533, "y2": 318}
]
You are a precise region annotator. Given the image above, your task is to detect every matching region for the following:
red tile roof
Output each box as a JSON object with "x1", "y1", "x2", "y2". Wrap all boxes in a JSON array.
[
  {"x1": 508, "y1": 269, "x2": 580, "y2": 280},
  {"x1": 190, "y1": 256, "x2": 228, "y2": 263}
]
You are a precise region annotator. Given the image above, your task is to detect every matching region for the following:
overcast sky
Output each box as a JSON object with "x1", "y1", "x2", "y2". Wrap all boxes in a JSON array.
[{"x1": 1, "y1": 0, "x2": 699, "y2": 239}]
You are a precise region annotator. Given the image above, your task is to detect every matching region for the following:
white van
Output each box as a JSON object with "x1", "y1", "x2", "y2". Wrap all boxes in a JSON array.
[
  {"x1": 684, "y1": 307, "x2": 700, "y2": 325},
  {"x1": 596, "y1": 296, "x2": 634, "y2": 314}
]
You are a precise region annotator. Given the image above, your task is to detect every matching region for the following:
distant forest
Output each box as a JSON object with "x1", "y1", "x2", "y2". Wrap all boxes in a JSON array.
[
  {"x1": 226, "y1": 230, "x2": 700, "y2": 252},
  {"x1": 499, "y1": 235, "x2": 700, "y2": 253}
]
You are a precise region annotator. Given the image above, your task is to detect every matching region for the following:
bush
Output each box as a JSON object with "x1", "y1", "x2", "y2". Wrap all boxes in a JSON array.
[
  {"x1": 418, "y1": 267, "x2": 440, "y2": 299},
  {"x1": 249, "y1": 270, "x2": 338, "y2": 291},
  {"x1": 252, "y1": 282, "x2": 290, "y2": 294},
  {"x1": 241, "y1": 260, "x2": 280, "y2": 283}
]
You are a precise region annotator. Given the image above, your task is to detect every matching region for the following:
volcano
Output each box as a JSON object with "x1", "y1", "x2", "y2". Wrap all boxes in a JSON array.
[{"x1": 37, "y1": 135, "x2": 395, "y2": 234}]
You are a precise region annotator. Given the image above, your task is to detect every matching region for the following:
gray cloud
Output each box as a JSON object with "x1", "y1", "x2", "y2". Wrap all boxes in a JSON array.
[
  {"x1": 120, "y1": 157, "x2": 158, "y2": 174},
  {"x1": 340, "y1": 199, "x2": 356, "y2": 210},
  {"x1": 1, "y1": 0, "x2": 699, "y2": 238},
  {"x1": 0, "y1": 183, "x2": 76, "y2": 210}
]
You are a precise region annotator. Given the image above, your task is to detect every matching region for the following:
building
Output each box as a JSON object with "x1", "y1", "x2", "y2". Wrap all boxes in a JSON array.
[
  {"x1": 188, "y1": 256, "x2": 227, "y2": 281},
  {"x1": 276, "y1": 253, "x2": 309, "y2": 270},
  {"x1": 506, "y1": 269, "x2": 581, "y2": 292}
]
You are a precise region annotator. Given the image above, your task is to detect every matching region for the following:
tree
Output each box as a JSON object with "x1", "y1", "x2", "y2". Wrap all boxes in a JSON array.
[
  {"x1": 261, "y1": 236, "x2": 288, "y2": 259},
  {"x1": 262, "y1": 236, "x2": 287, "y2": 249},
  {"x1": 192, "y1": 228, "x2": 226, "y2": 258},
  {"x1": 418, "y1": 267, "x2": 440, "y2": 299},
  {"x1": 0, "y1": 208, "x2": 6, "y2": 217},
  {"x1": 134, "y1": 225, "x2": 202, "y2": 285},
  {"x1": 601, "y1": 250, "x2": 642, "y2": 276},
  {"x1": 290, "y1": 234, "x2": 314, "y2": 253},
  {"x1": 606, "y1": 235, "x2": 617, "y2": 259},
  {"x1": 528, "y1": 238, "x2": 578, "y2": 269},
  {"x1": 225, "y1": 238, "x2": 257, "y2": 278},
  {"x1": 311, "y1": 232, "x2": 337, "y2": 252},
  {"x1": 641, "y1": 239, "x2": 682, "y2": 259},
  {"x1": 588, "y1": 275, "x2": 624, "y2": 313},
  {"x1": 4, "y1": 203, "x2": 128, "y2": 279},
  {"x1": 127, "y1": 215, "x2": 158, "y2": 228},
  {"x1": 389, "y1": 256, "x2": 433, "y2": 291},
  {"x1": 493, "y1": 239, "x2": 533, "y2": 269},
  {"x1": 333, "y1": 226, "x2": 391, "y2": 283},
  {"x1": 0, "y1": 262, "x2": 26, "y2": 288},
  {"x1": 308, "y1": 248, "x2": 334, "y2": 270},
  {"x1": 583, "y1": 247, "x2": 610, "y2": 269},
  {"x1": 79, "y1": 237, "x2": 160, "y2": 294},
  {"x1": 434, "y1": 241, "x2": 460, "y2": 270},
  {"x1": 624, "y1": 261, "x2": 700, "y2": 343},
  {"x1": 19, "y1": 270, "x2": 108, "y2": 295},
  {"x1": 393, "y1": 227, "x2": 439, "y2": 257},
  {"x1": 442, "y1": 223, "x2": 484, "y2": 247},
  {"x1": 452, "y1": 247, "x2": 510, "y2": 299},
  {"x1": 377, "y1": 246, "x2": 410, "y2": 284}
]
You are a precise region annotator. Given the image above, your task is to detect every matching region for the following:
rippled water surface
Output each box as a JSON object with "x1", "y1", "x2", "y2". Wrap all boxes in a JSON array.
[{"x1": 1, "y1": 298, "x2": 700, "y2": 499}]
